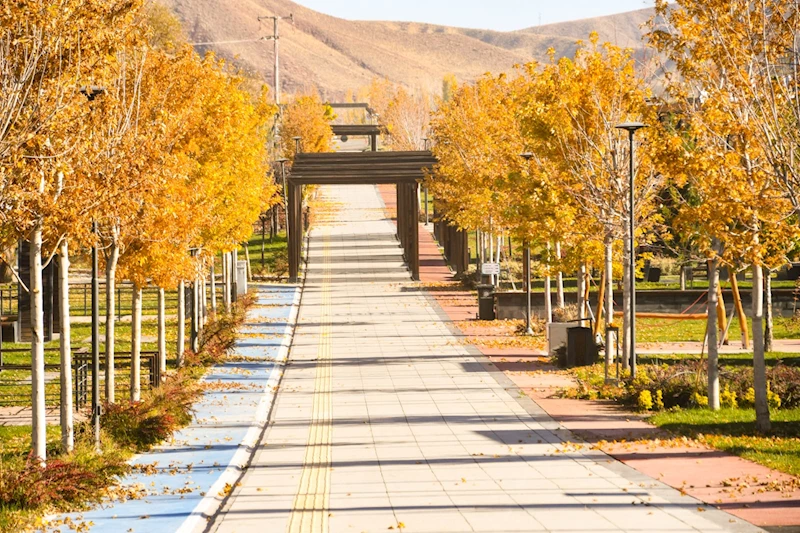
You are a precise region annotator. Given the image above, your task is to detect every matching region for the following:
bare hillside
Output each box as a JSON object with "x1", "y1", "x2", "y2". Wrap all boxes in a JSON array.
[{"x1": 162, "y1": 0, "x2": 653, "y2": 98}]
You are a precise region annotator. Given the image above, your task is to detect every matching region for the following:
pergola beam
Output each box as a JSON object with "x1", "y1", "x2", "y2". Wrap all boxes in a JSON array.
[{"x1": 286, "y1": 151, "x2": 435, "y2": 283}]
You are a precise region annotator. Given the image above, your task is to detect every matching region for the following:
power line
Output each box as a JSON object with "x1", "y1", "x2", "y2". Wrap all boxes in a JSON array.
[{"x1": 189, "y1": 37, "x2": 269, "y2": 46}]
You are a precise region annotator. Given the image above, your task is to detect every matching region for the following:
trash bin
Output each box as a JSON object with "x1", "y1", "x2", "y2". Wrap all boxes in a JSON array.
[
  {"x1": 647, "y1": 267, "x2": 662, "y2": 282},
  {"x1": 566, "y1": 326, "x2": 598, "y2": 367},
  {"x1": 476, "y1": 284, "x2": 495, "y2": 321}
]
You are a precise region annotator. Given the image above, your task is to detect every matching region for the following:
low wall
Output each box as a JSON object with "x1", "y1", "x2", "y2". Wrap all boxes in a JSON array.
[{"x1": 495, "y1": 288, "x2": 799, "y2": 320}]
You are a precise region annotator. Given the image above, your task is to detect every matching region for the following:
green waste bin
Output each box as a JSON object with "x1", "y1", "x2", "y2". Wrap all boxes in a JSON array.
[
  {"x1": 476, "y1": 284, "x2": 495, "y2": 321},
  {"x1": 566, "y1": 326, "x2": 598, "y2": 367}
]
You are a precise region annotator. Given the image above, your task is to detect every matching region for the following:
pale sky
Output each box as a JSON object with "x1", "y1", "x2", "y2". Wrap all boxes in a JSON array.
[{"x1": 292, "y1": 1, "x2": 655, "y2": 32}]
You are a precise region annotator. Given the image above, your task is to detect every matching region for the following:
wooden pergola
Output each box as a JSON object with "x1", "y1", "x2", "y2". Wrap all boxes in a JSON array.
[{"x1": 286, "y1": 150, "x2": 437, "y2": 282}]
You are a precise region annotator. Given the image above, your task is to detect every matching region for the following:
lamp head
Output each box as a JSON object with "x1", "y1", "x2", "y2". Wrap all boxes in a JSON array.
[
  {"x1": 615, "y1": 122, "x2": 647, "y2": 133},
  {"x1": 520, "y1": 152, "x2": 533, "y2": 161},
  {"x1": 80, "y1": 86, "x2": 105, "y2": 101}
]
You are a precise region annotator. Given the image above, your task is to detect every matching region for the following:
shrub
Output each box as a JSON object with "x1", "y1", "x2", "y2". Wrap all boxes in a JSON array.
[
  {"x1": 552, "y1": 304, "x2": 578, "y2": 323},
  {"x1": 638, "y1": 390, "x2": 653, "y2": 411},
  {"x1": 0, "y1": 439, "x2": 128, "y2": 513},
  {"x1": 768, "y1": 383, "x2": 782, "y2": 409},
  {"x1": 655, "y1": 389, "x2": 665, "y2": 410},
  {"x1": 692, "y1": 392, "x2": 709, "y2": 407},
  {"x1": 102, "y1": 374, "x2": 197, "y2": 450},
  {"x1": 720, "y1": 384, "x2": 738, "y2": 409}
]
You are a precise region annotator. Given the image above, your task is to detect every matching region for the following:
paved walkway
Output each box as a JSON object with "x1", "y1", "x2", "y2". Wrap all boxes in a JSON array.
[
  {"x1": 53, "y1": 285, "x2": 299, "y2": 533},
  {"x1": 212, "y1": 185, "x2": 760, "y2": 533}
]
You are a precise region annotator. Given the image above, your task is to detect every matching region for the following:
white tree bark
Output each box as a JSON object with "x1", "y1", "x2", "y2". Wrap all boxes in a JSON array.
[
  {"x1": 58, "y1": 239, "x2": 73, "y2": 452},
  {"x1": 192, "y1": 277, "x2": 199, "y2": 352},
  {"x1": 30, "y1": 222, "x2": 46, "y2": 462},
  {"x1": 707, "y1": 258, "x2": 720, "y2": 410},
  {"x1": 130, "y1": 285, "x2": 142, "y2": 402},
  {"x1": 604, "y1": 238, "x2": 614, "y2": 330},
  {"x1": 752, "y1": 265, "x2": 771, "y2": 432},
  {"x1": 104, "y1": 238, "x2": 119, "y2": 403},
  {"x1": 210, "y1": 263, "x2": 217, "y2": 314},
  {"x1": 202, "y1": 274, "x2": 208, "y2": 325},
  {"x1": 604, "y1": 237, "x2": 615, "y2": 373},
  {"x1": 222, "y1": 252, "x2": 231, "y2": 311},
  {"x1": 621, "y1": 237, "x2": 631, "y2": 371},
  {"x1": 555, "y1": 241, "x2": 565, "y2": 308},
  {"x1": 177, "y1": 280, "x2": 185, "y2": 367},
  {"x1": 544, "y1": 243, "x2": 553, "y2": 323},
  {"x1": 157, "y1": 287, "x2": 166, "y2": 376},
  {"x1": 765, "y1": 269, "x2": 774, "y2": 352},
  {"x1": 232, "y1": 249, "x2": 239, "y2": 299},
  {"x1": 243, "y1": 244, "x2": 252, "y2": 282},
  {"x1": 578, "y1": 264, "x2": 587, "y2": 324}
]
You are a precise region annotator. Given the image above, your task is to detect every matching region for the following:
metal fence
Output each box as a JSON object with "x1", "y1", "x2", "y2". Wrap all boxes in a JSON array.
[{"x1": 0, "y1": 349, "x2": 159, "y2": 408}]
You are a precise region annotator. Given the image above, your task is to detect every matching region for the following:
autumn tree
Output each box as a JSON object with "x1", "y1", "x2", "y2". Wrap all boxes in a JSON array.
[
  {"x1": 521, "y1": 37, "x2": 665, "y2": 368},
  {"x1": 650, "y1": 0, "x2": 800, "y2": 429},
  {"x1": 280, "y1": 92, "x2": 335, "y2": 163},
  {"x1": 0, "y1": 0, "x2": 148, "y2": 460}
]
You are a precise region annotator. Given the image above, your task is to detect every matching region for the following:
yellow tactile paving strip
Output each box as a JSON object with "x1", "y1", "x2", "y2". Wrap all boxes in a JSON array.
[{"x1": 287, "y1": 233, "x2": 333, "y2": 533}]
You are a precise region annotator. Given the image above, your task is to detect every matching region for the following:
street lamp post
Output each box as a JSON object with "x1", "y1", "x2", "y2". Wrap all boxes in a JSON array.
[
  {"x1": 520, "y1": 152, "x2": 534, "y2": 336},
  {"x1": 615, "y1": 122, "x2": 646, "y2": 379},
  {"x1": 81, "y1": 85, "x2": 105, "y2": 451},
  {"x1": 91, "y1": 222, "x2": 100, "y2": 450}
]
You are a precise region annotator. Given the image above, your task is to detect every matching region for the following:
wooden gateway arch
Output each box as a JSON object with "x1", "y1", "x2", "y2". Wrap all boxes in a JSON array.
[{"x1": 286, "y1": 150, "x2": 438, "y2": 283}]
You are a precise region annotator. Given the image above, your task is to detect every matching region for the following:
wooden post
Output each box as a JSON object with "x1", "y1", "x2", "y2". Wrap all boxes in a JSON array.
[
  {"x1": 594, "y1": 270, "x2": 606, "y2": 337},
  {"x1": 716, "y1": 283, "x2": 728, "y2": 345},
  {"x1": 729, "y1": 267, "x2": 749, "y2": 349},
  {"x1": 411, "y1": 183, "x2": 420, "y2": 280},
  {"x1": 288, "y1": 182, "x2": 300, "y2": 282}
]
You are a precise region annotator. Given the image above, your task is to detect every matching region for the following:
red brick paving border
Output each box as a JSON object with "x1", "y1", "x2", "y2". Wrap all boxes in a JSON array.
[{"x1": 374, "y1": 184, "x2": 800, "y2": 529}]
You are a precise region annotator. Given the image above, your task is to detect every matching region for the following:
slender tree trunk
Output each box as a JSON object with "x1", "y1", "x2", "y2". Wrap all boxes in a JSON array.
[
  {"x1": 622, "y1": 237, "x2": 631, "y2": 372},
  {"x1": 244, "y1": 244, "x2": 252, "y2": 282},
  {"x1": 30, "y1": 222, "x2": 46, "y2": 462},
  {"x1": 104, "y1": 239, "x2": 119, "y2": 403},
  {"x1": 544, "y1": 242, "x2": 552, "y2": 323},
  {"x1": 58, "y1": 240, "x2": 73, "y2": 452},
  {"x1": 605, "y1": 238, "x2": 614, "y2": 331},
  {"x1": 577, "y1": 265, "x2": 587, "y2": 324},
  {"x1": 556, "y1": 241, "x2": 565, "y2": 308},
  {"x1": 730, "y1": 268, "x2": 749, "y2": 349},
  {"x1": 222, "y1": 252, "x2": 230, "y2": 312},
  {"x1": 707, "y1": 258, "x2": 720, "y2": 410},
  {"x1": 157, "y1": 287, "x2": 166, "y2": 376},
  {"x1": 604, "y1": 237, "x2": 615, "y2": 375},
  {"x1": 130, "y1": 285, "x2": 142, "y2": 402},
  {"x1": 192, "y1": 277, "x2": 199, "y2": 352},
  {"x1": 765, "y1": 269, "x2": 774, "y2": 352},
  {"x1": 210, "y1": 263, "x2": 217, "y2": 314},
  {"x1": 232, "y1": 249, "x2": 238, "y2": 300},
  {"x1": 177, "y1": 280, "x2": 185, "y2": 367},
  {"x1": 680, "y1": 264, "x2": 687, "y2": 291},
  {"x1": 752, "y1": 265, "x2": 771, "y2": 432}
]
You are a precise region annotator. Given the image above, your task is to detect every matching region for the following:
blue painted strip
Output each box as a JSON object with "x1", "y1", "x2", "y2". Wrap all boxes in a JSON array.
[{"x1": 56, "y1": 285, "x2": 300, "y2": 533}]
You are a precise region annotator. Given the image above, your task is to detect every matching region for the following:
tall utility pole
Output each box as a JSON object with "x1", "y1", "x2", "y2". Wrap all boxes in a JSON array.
[{"x1": 258, "y1": 13, "x2": 293, "y2": 105}]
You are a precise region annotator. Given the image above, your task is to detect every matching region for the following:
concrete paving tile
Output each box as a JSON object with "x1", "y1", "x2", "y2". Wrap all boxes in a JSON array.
[
  {"x1": 462, "y1": 510, "x2": 545, "y2": 531},
  {"x1": 210, "y1": 185, "x2": 761, "y2": 533}
]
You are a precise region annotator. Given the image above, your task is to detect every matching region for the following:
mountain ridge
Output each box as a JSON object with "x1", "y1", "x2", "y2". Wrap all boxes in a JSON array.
[{"x1": 162, "y1": 0, "x2": 654, "y2": 98}]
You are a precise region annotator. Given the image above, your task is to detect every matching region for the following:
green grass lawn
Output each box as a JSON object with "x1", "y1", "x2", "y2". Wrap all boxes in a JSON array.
[
  {"x1": 649, "y1": 407, "x2": 800, "y2": 477},
  {"x1": 245, "y1": 229, "x2": 287, "y2": 277},
  {"x1": 637, "y1": 315, "x2": 800, "y2": 345},
  {"x1": 0, "y1": 317, "x2": 185, "y2": 407}
]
